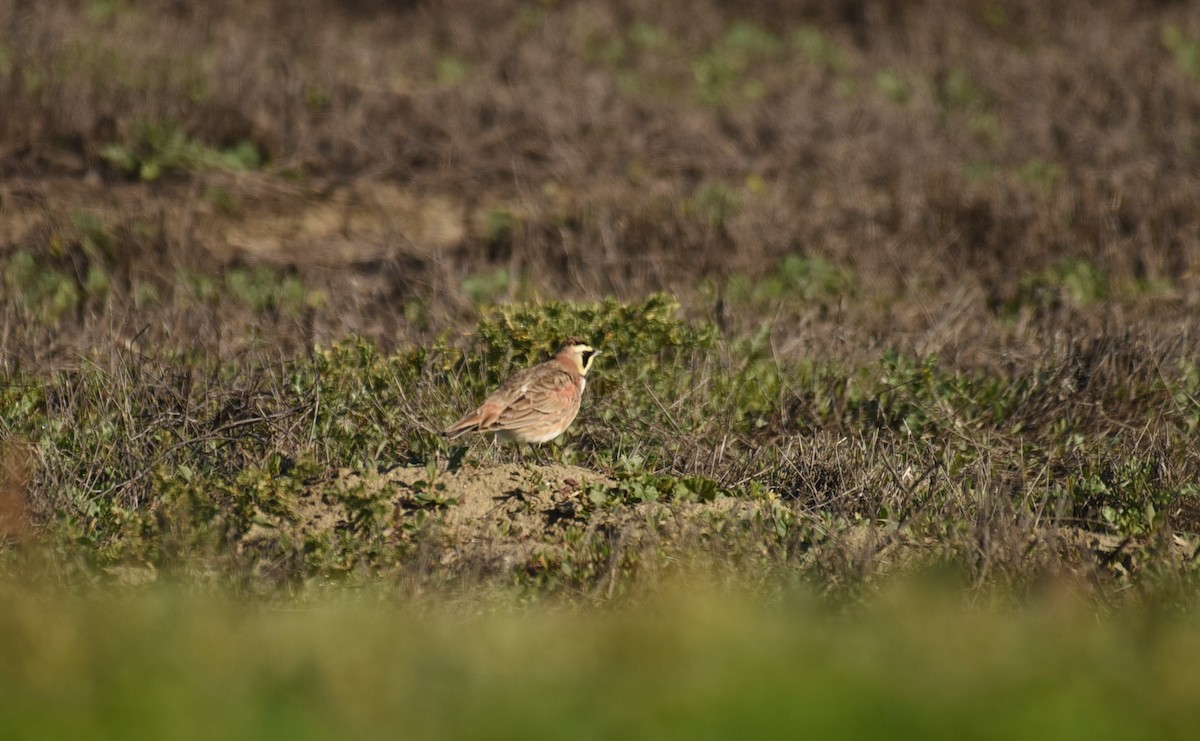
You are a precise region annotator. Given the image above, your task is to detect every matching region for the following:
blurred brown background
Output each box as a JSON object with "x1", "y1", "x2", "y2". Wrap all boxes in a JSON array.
[{"x1": 2, "y1": 0, "x2": 1199, "y2": 368}]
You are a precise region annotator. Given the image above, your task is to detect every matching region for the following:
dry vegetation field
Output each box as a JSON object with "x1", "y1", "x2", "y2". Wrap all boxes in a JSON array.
[{"x1": 3, "y1": 0, "x2": 1200, "y2": 736}]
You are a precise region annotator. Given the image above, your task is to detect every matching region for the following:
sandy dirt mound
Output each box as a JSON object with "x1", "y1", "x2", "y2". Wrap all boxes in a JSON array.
[
  {"x1": 239, "y1": 462, "x2": 789, "y2": 580},
  {"x1": 239, "y1": 462, "x2": 1198, "y2": 587},
  {"x1": 240, "y1": 463, "x2": 615, "y2": 574},
  {"x1": 379, "y1": 462, "x2": 617, "y2": 573}
]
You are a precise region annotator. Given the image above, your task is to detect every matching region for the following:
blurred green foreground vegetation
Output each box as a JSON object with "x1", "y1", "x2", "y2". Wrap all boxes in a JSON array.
[{"x1": 1, "y1": 580, "x2": 1198, "y2": 740}]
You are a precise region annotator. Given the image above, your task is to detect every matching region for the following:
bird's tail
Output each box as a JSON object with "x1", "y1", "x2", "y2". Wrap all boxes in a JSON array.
[
  {"x1": 443, "y1": 401, "x2": 502, "y2": 440},
  {"x1": 441, "y1": 414, "x2": 481, "y2": 440}
]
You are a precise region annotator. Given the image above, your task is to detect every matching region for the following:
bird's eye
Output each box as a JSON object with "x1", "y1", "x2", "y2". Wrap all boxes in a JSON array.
[{"x1": 581, "y1": 349, "x2": 594, "y2": 365}]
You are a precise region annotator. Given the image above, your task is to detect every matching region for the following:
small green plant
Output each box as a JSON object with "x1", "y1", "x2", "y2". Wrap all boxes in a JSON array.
[
  {"x1": 722, "y1": 21, "x2": 785, "y2": 57},
  {"x1": 80, "y1": 267, "x2": 109, "y2": 305},
  {"x1": 484, "y1": 209, "x2": 517, "y2": 244},
  {"x1": 935, "y1": 68, "x2": 984, "y2": 110},
  {"x1": 176, "y1": 270, "x2": 220, "y2": 304},
  {"x1": 628, "y1": 22, "x2": 670, "y2": 51},
  {"x1": 962, "y1": 160, "x2": 997, "y2": 181},
  {"x1": 1162, "y1": 25, "x2": 1200, "y2": 79},
  {"x1": 875, "y1": 70, "x2": 911, "y2": 103},
  {"x1": 102, "y1": 120, "x2": 263, "y2": 181},
  {"x1": 587, "y1": 35, "x2": 628, "y2": 67},
  {"x1": 1054, "y1": 259, "x2": 1108, "y2": 305},
  {"x1": 1015, "y1": 158, "x2": 1062, "y2": 190},
  {"x1": 0, "y1": 41, "x2": 12, "y2": 77},
  {"x1": 692, "y1": 21, "x2": 784, "y2": 104},
  {"x1": 692, "y1": 54, "x2": 738, "y2": 104},
  {"x1": 404, "y1": 297, "x2": 429, "y2": 329},
  {"x1": 70, "y1": 210, "x2": 115, "y2": 262},
  {"x1": 87, "y1": 0, "x2": 116, "y2": 23},
  {"x1": 132, "y1": 282, "x2": 160, "y2": 309},
  {"x1": 203, "y1": 185, "x2": 240, "y2": 215},
  {"x1": 461, "y1": 267, "x2": 512, "y2": 304},
  {"x1": 436, "y1": 55, "x2": 470, "y2": 85},
  {"x1": 981, "y1": 3, "x2": 1008, "y2": 29},
  {"x1": 969, "y1": 113, "x2": 1001, "y2": 146},
  {"x1": 225, "y1": 266, "x2": 312, "y2": 315},
  {"x1": 20, "y1": 64, "x2": 45, "y2": 94},
  {"x1": 727, "y1": 254, "x2": 856, "y2": 305},
  {"x1": 1059, "y1": 453, "x2": 1173, "y2": 534},
  {"x1": 1014, "y1": 259, "x2": 1108, "y2": 311},
  {"x1": 793, "y1": 26, "x2": 847, "y2": 72},
  {"x1": 304, "y1": 82, "x2": 332, "y2": 111},
  {"x1": 3, "y1": 250, "x2": 80, "y2": 323},
  {"x1": 585, "y1": 472, "x2": 725, "y2": 507},
  {"x1": 687, "y1": 181, "x2": 740, "y2": 230}
]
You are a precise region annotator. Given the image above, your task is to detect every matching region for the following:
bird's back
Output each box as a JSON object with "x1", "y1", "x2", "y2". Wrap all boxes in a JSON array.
[{"x1": 443, "y1": 358, "x2": 583, "y2": 441}]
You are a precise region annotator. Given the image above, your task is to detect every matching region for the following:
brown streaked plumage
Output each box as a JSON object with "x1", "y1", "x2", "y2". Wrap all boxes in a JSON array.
[{"x1": 442, "y1": 338, "x2": 599, "y2": 445}]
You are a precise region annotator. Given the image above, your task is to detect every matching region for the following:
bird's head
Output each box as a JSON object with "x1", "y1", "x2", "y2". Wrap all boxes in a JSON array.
[{"x1": 556, "y1": 337, "x2": 600, "y2": 375}]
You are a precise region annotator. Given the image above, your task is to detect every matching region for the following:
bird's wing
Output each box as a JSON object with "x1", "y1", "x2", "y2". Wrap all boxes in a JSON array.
[
  {"x1": 443, "y1": 361, "x2": 578, "y2": 437},
  {"x1": 484, "y1": 364, "x2": 580, "y2": 431}
]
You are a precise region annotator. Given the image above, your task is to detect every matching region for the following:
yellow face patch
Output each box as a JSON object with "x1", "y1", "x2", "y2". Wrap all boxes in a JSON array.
[{"x1": 575, "y1": 345, "x2": 598, "y2": 375}]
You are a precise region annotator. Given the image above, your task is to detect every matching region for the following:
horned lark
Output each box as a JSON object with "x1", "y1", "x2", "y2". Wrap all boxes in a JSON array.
[{"x1": 442, "y1": 338, "x2": 599, "y2": 447}]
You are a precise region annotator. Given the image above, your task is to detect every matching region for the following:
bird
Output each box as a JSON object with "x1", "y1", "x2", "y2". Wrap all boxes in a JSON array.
[{"x1": 442, "y1": 338, "x2": 599, "y2": 453}]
